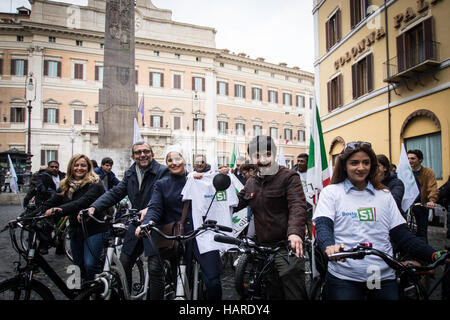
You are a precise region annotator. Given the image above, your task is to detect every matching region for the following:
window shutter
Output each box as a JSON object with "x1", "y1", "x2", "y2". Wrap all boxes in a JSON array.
[
  {"x1": 338, "y1": 74, "x2": 343, "y2": 107},
  {"x1": 275, "y1": 91, "x2": 278, "y2": 104},
  {"x1": 44, "y1": 108, "x2": 48, "y2": 123},
  {"x1": 396, "y1": 34, "x2": 405, "y2": 73},
  {"x1": 216, "y1": 81, "x2": 220, "y2": 94},
  {"x1": 325, "y1": 20, "x2": 330, "y2": 51},
  {"x1": 74, "y1": 110, "x2": 82, "y2": 124},
  {"x1": 202, "y1": 119, "x2": 205, "y2": 132},
  {"x1": 367, "y1": 54, "x2": 373, "y2": 92},
  {"x1": 149, "y1": 72, "x2": 153, "y2": 86},
  {"x1": 283, "y1": 93, "x2": 286, "y2": 105},
  {"x1": 135, "y1": 69, "x2": 138, "y2": 84},
  {"x1": 24, "y1": 60, "x2": 28, "y2": 76},
  {"x1": 57, "y1": 61, "x2": 61, "y2": 77},
  {"x1": 95, "y1": 111, "x2": 98, "y2": 124},
  {"x1": 79, "y1": 63, "x2": 83, "y2": 80},
  {"x1": 352, "y1": 63, "x2": 358, "y2": 99},
  {"x1": 11, "y1": 59, "x2": 16, "y2": 75},
  {"x1": 0, "y1": 59, "x2": 2, "y2": 75},
  {"x1": 289, "y1": 94, "x2": 292, "y2": 106},
  {"x1": 41, "y1": 150, "x2": 45, "y2": 166},
  {"x1": 55, "y1": 150, "x2": 58, "y2": 162},
  {"x1": 95, "y1": 66, "x2": 99, "y2": 81},
  {"x1": 234, "y1": 84, "x2": 238, "y2": 97},
  {"x1": 243, "y1": 86, "x2": 246, "y2": 99},
  {"x1": 160, "y1": 116, "x2": 164, "y2": 127},
  {"x1": 161, "y1": 73, "x2": 164, "y2": 88},
  {"x1": 174, "y1": 116, "x2": 180, "y2": 130},
  {"x1": 202, "y1": 78, "x2": 205, "y2": 92},
  {"x1": 350, "y1": 0, "x2": 356, "y2": 29},
  {"x1": 192, "y1": 77, "x2": 195, "y2": 91},
  {"x1": 336, "y1": 9, "x2": 342, "y2": 42},
  {"x1": 150, "y1": 115, "x2": 154, "y2": 127},
  {"x1": 44, "y1": 60, "x2": 49, "y2": 76},
  {"x1": 327, "y1": 80, "x2": 332, "y2": 111},
  {"x1": 226, "y1": 83, "x2": 229, "y2": 95},
  {"x1": 252, "y1": 88, "x2": 255, "y2": 100},
  {"x1": 56, "y1": 109, "x2": 59, "y2": 123},
  {"x1": 302, "y1": 96, "x2": 305, "y2": 108},
  {"x1": 423, "y1": 17, "x2": 434, "y2": 60},
  {"x1": 226, "y1": 122, "x2": 228, "y2": 130}
]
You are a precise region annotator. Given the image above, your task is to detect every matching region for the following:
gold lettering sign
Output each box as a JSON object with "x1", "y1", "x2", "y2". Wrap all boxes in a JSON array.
[{"x1": 393, "y1": 0, "x2": 443, "y2": 28}]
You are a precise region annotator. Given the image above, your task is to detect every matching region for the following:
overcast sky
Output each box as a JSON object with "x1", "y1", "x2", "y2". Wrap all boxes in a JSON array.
[{"x1": 1, "y1": 0, "x2": 314, "y2": 72}]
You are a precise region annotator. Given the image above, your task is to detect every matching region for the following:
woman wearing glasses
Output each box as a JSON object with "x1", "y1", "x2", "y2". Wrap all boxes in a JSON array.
[
  {"x1": 313, "y1": 142, "x2": 442, "y2": 300},
  {"x1": 43, "y1": 154, "x2": 106, "y2": 282}
]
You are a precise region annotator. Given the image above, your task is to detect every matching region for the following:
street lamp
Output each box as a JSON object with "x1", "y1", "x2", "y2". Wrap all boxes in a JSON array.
[
  {"x1": 193, "y1": 91, "x2": 199, "y2": 159},
  {"x1": 70, "y1": 126, "x2": 79, "y2": 157},
  {"x1": 23, "y1": 73, "x2": 36, "y2": 192}
]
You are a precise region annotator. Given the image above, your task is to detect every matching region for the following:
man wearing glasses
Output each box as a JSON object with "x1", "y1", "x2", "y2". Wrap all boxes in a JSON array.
[{"x1": 86, "y1": 141, "x2": 169, "y2": 297}]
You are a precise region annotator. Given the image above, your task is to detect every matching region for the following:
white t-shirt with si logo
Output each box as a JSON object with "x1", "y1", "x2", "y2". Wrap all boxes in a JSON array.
[
  {"x1": 313, "y1": 179, "x2": 406, "y2": 282},
  {"x1": 182, "y1": 172, "x2": 238, "y2": 254}
]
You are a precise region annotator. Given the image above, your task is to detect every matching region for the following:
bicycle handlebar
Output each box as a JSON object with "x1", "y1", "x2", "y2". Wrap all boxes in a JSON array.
[{"x1": 213, "y1": 234, "x2": 288, "y2": 255}]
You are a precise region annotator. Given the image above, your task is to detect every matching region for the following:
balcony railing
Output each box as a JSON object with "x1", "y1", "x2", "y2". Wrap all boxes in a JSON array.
[{"x1": 383, "y1": 41, "x2": 440, "y2": 83}]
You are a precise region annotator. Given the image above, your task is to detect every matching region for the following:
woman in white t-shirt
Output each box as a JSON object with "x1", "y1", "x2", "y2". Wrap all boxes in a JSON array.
[{"x1": 313, "y1": 141, "x2": 441, "y2": 300}]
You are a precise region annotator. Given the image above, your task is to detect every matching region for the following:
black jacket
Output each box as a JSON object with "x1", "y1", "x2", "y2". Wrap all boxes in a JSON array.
[
  {"x1": 94, "y1": 167, "x2": 120, "y2": 190},
  {"x1": 43, "y1": 182, "x2": 106, "y2": 238},
  {"x1": 382, "y1": 171, "x2": 405, "y2": 216},
  {"x1": 90, "y1": 159, "x2": 169, "y2": 255}
]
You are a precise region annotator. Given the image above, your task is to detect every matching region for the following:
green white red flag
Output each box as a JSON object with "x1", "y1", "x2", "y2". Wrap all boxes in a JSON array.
[
  {"x1": 229, "y1": 141, "x2": 240, "y2": 169},
  {"x1": 306, "y1": 104, "x2": 330, "y2": 206}
]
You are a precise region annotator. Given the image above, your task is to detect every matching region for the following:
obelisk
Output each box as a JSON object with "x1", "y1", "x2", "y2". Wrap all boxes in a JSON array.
[{"x1": 95, "y1": 0, "x2": 137, "y2": 175}]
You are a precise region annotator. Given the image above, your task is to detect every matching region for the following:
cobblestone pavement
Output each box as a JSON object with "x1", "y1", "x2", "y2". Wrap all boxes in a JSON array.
[{"x1": 0, "y1": 204, "x2": 448, "y2": 300}]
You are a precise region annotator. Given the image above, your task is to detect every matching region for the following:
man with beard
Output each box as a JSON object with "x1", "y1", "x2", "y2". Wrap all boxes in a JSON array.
[{"x1": 233, "y1": 135, "x2": 308, "y2": 300}]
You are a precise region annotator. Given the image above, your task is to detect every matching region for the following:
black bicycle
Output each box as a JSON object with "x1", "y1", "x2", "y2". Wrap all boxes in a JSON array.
[
  {"x1": 214, "y1": 234, "x2": 296, "y2": 300},
  {"x1": 0, "y1": 211, "x2": 80, "y2": 300},
  {"x1": 327, "y1": 242, "x2": 450, "y2": 300}
]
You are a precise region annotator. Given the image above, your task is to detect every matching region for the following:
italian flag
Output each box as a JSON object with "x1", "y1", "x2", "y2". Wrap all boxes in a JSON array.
[
  {"x1": 306, "y1": 104, "x2": 330, "y2": 206},
  {"x1": 229, "y1": 141, "x2": 240, "y2": 169}
]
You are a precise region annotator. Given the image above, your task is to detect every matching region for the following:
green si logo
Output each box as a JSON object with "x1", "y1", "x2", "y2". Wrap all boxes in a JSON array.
[
  {"x1": 216, "y1": 190, "x2": 227, "y2": 202},
  {"x1": 357, "y1": 207, "x2": 376, "y2": 221}
]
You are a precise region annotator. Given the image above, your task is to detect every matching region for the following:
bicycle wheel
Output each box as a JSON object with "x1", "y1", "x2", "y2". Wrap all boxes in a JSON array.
[
  {"x1": 62, "y1": 227, "x2": 73, "y2": 262},
  {"x1": 407, "y1": 210, "x2": 418, "y2": 235},
  {"x1": 234, "y1": 253, "x2": 255, "y2": 299},
  {"x1": 0, "y1": 277, "x2": 54, "y2": 300},
  {"x1": 75, "y1": 283, "x2": 122, "y2": 300}
]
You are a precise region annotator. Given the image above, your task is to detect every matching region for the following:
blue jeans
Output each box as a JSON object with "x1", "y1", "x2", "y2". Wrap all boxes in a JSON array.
[
  {"x1": 71, "y1": 232, "x2": 107, "y2": 282},
  {"x1": 324, "y1": 272, "x2": 399, "y2": 300}
]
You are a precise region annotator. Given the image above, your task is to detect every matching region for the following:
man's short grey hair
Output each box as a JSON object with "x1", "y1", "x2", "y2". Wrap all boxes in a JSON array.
[{"x1": 131, "y1": 141, "x2": 153, "y2": 155}]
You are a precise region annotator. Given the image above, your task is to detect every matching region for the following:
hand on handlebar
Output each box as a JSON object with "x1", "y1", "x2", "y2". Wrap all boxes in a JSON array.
[
  {"x1": 326, "y1": 243, "x2": 346, "y2": 262},
  {"x1": 288, "y1": 234, "x2": 303, "y2": 258},
  {"x1": 78, "y1": 208, "x2": 94, "y2": 223},
  {"x1": 45, "y1": 207, "x2": 62, "y2": 217},
  {"x1": 426, "y1": 201, "x2": 436, "y2": 209},
  {"x1": 139, "y1": 207, "x2": 148, "y2": 222}
]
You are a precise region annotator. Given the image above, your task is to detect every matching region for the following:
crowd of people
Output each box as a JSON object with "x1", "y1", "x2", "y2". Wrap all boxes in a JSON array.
[{"x1": 17, "y1": 136, "x2": 449, "y2": 300}]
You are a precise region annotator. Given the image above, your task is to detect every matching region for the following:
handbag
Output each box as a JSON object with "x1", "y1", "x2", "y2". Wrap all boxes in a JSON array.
[{"x1": 157, "y1": 200, "x2": 190, "y2": 260}]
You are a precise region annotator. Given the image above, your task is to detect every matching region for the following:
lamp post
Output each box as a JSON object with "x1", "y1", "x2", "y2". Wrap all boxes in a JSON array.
[
  {"x1": 193, "y1": 91, "x2": 199, "y2": 159},
  {"x1": 24, "y1": 73, "x2": 36, "y2": 193}
]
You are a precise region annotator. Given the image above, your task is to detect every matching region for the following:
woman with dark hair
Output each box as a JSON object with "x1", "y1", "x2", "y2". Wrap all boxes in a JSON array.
[
  {"x1": 43, "y1": 154, "x2": 106, "y2": 282},
  {"x1": 313, "y1": 141, "x2": 443, "y2": 300},
  {"x1": 376, "y1": 154, "x2": 405, "y2": 217}
]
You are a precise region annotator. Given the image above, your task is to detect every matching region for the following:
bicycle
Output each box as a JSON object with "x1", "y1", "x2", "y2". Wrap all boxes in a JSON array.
[
  {"x1": 139, "y1": 219, "x2": 233, "y2": 300},
  {"x1": 0, "y1": 212, "x2": 80, "y2": 300},
  {"x1": 405, "y1": 202, "x2": 448, "y2": 235},
  {"x1": 74, "y1": 209, "x2": 147, "y2": 300},
  {"x1": 327, "y1": 242, "x2": 450, "y2": 300},
  {"x1": 214, "y1": 234, "x2": 297, "y2": 300}
]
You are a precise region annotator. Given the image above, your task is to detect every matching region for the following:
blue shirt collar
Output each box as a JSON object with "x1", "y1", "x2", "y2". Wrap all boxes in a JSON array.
[{"x1": 343, "y1": 178, "x2": 376, "y2": 195}]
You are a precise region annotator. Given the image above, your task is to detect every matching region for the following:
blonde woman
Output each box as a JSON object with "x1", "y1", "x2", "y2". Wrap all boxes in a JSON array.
[{"x1": 44, "y1": 154, "x2": 106, "y2": 282}]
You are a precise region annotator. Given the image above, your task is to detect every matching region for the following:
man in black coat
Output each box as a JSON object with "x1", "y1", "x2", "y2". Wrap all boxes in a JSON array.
[
  {"x1": 32, "y1": 161, "x2": 66, "y2": 206},
  {"x1": 94, "y1": 157, "x2": 120, "y2": 190},
  {"x1": 86, "y1": 141, "x2": 169, "y2": 296}
]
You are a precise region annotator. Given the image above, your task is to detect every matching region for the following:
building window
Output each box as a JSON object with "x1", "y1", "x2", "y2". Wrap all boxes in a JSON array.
[
  {"x1": 220, "y1": 62, "x2": 224, "y2": 67},
  {"x1": 76, "y1": 40, "x2": 83, "y2": 46},
  {"x1": 296, "y1": 95, "x2": 305, "y2": 108},
  {"x1": 218, "y1": 121, "x2": 228, "y2": 134},
  {"x1": 284, "y1": 129, "x2": 292, "y2": 141},
  {"x1": 10, "y1": 107, "x2": 25, "y2": 123},
  {"x1": 234, "y1": 84, "x2": 246, "y2": 98},
  {"x1": 192, "y1": 76, "x2": 205, "y2": 92},
  {"x1": 49, "y1": 36, "x2": 56, "y2": 43},
  {"x1": 237, "y1": 66, "x2": 242, "y2": 71},
  {"x1": 298, "y1": 129, "x2": 305, "y2": 142},
  {"x1": 100, "y1": 43, "x2": 104, "y2": 49},
  {"x1": 253, "y1": 125, "x2": 262, "y2": 136},
  {"x1": 283, "y1": 93, "x2": 292, "y2": 106},
  {"x1": 173, "y1": 74, "x2": 182, "y2": 89},
  {"x1": 268, "y1": 90, "x2": 278, "y2": 104},
  {"x1": 154, "y1": 51, "x2": 160, "y2": 56},
  {"x1": 44, "y1": 60, "x2": 61, "y2": 77},
  {"x1": 236, "y1": 123, "x2": 245, "y2": 136},
  {"x1": 396, "y1": 17, "x2": 435, "y2": 74},
  {"x1": 193, "y1": 118, "x2": 205, "y2": 132},
  {"x1": 352, "y1": 53, "x2": 373, "y2": 99},
  {"x1": 252, "y1": 88, "x2": 262, "y2": 101},
  {"x1": 73, "y1": 110, "x2": 82, "y2": 125},
  {"x1": 74, "y1": 63, "x2": 84, "y2": 80},
  {"x1": 10, "y1": 59, "x2": 27, "y2": 76},
  {"x1": 17, "y1": 35, "x2": 23, "y2": 42},
  {"x1": 326, "y1": 8, "x2": 341, "y2": 51},
  {"x1": 217, "y1": 81, "x2": 228, "y2": 95},
  {"x1": 270, "y1": 127, "x2": 278, "y2": 139},
  {"x1": 44, "y1": 108, "x2": 58, "y2": 123},
  {"x1": 150, "y1": 72, "x2": 164, "y2": 87},
  {"x1": 0, "y1": 58, "x2": 3, "y2": 75},
  {"x1": 327, "y1": 74, "x2": 343, "y2": 111},
  {"x1": 173, "y1": 116, "x2": 181, "y2": 130},
  {"x1": 95, "y1": 66, "x2": 104, "y2": 82},
  {"x1": 95, "y1": 111, "x2": 98, "y2": 124},
  {"x1": 175, "y1": 53, "x2": 180, "y2": 59},
  {"x1": 350, "y1": 0, "x2": 369, "y2": 29},
  {"x1": 150, "y1": 115, "x2": 163, "y2": 128},
  {"x1": 41, "y1": 150, "x2": 58, "y2": 166},
  {"x1": 405, "y1": 132, "x2": 442, "y2": 179}
]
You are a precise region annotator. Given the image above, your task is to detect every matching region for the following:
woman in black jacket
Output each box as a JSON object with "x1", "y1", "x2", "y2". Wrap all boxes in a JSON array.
[
  {"x1": 44, "y1": 154, "x2": 106, "y2": 282},
  {"x1": 377, "y1": 154, "x2": 405, "y2": 217}
]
